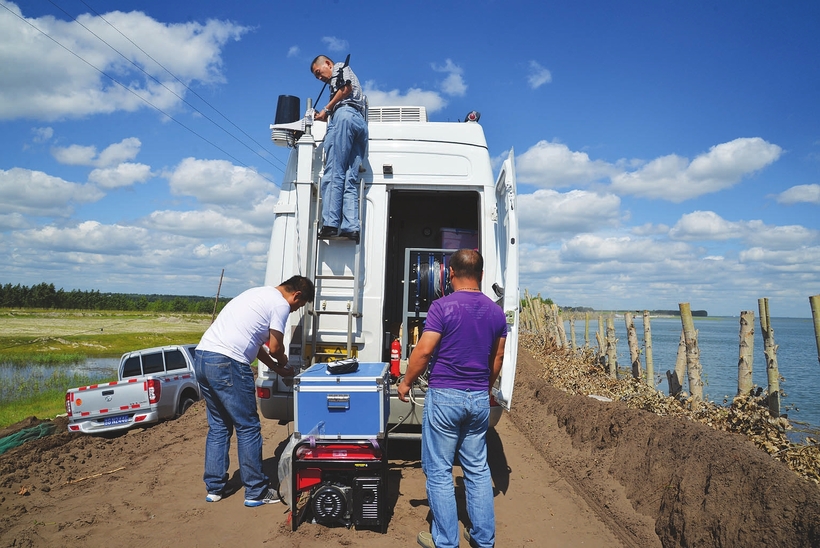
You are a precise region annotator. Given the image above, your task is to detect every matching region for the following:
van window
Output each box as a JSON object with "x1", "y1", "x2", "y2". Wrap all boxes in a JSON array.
[
  {"x1": 142, "y1": 352, "x2": 164, "y2": 375},
  {"x1": 122, "y1": 356, "x2": 142, "y2": 377},
  {"x1": 165, "y1": 349, "x2": 188, "y2": 371}
]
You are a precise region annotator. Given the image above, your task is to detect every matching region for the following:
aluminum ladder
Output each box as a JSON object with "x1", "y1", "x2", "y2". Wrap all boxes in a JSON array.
[{"x1": 306, "y1": 172, "x2": 365, "y2": 365}]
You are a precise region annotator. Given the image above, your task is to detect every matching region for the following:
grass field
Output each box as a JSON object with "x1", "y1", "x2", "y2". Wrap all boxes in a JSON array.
[{"x1": 0, "y1": 309, "x2": 211, "y2": 428}]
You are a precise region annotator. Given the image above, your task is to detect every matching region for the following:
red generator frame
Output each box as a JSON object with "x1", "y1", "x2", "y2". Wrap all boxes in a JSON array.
[{"x1": 290, "y1": 437, "x2": 389, "y2": 533}]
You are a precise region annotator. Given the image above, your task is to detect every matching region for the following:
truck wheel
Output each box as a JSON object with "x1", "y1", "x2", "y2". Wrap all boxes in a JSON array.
[{"x1": 178, "y1": 397, "x2": 196, "y2": 417}]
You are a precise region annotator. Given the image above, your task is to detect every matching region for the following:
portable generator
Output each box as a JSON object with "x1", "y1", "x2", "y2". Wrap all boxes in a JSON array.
[{"x1": 290, "y1": 438, "x2": 388, "y2": 532}]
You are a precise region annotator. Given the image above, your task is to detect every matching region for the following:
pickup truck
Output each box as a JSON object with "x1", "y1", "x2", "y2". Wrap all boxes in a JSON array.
[{"x1": 65, "y1": 344, "x2": 200, "y2": 434}]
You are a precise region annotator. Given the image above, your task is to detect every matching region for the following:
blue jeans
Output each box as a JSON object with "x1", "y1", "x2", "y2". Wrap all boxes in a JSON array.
[
  {"x1": 422, "y1": 388, "x2": 494, "y2": 548},
  {"x1": 320, "y1": 105, "x2": 368, "y2": 233},
  {"x1": 194, "y1": 350, "x2": 268, "y2": 500}
]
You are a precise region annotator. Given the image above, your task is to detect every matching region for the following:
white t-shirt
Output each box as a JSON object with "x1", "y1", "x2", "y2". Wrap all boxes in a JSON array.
[{"x1": 197, "y1": 286, "x2": 291, "y2": 364}]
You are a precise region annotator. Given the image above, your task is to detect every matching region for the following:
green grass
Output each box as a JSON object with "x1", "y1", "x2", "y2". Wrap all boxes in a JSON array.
[
  {"x1": 0, "y1": 368, "x2": 117, "y2": 428},
  {"x1": 0, "y1": 389, "x2": 71, "y2": 429},
  {"x1": 0, "y1": 309, "x2": 209, "y2": 428},
  {"x1": 0, "y1": 331, "x2": 205, "y2": 363}
]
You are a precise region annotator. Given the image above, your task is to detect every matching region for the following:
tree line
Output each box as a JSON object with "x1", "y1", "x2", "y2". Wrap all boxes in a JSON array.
[{"x1": 0, "y1": 282, "x2": 227, "y2": 314}]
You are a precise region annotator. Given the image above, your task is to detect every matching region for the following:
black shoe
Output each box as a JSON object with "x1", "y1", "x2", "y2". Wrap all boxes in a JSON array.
[
  {"x1": 339, "y1": 231, "x2": 360, "y2": 244},
  {"x1": 318, "y1": 226, "x2": 338, "y2": 239}
]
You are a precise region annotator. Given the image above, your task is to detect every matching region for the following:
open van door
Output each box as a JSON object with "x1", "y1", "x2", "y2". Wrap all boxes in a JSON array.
[{"x1": 491, "y1": 149, "x2": 519, "y2": 411}]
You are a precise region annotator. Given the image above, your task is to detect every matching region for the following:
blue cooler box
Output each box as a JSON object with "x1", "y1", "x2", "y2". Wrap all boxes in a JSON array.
[{"x1": 293, "y1": 362, "x2": 390, "y2": 440}]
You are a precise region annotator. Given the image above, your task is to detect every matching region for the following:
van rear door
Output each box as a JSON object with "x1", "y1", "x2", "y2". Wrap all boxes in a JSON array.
[{"x1": 492, "y1": 150, "x2": 519, "y2": 411}]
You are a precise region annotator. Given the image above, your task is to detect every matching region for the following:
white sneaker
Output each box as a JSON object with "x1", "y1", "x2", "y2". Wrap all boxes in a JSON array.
[
  {"x1": 205, "y1": 492, "x2": 222, "y2": 503},
  {"x1": 244, "y1": 488, "x2": 280, "y2": 507}
]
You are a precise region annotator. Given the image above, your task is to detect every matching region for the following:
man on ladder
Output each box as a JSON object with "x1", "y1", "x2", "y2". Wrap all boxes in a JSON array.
[{"x1": 310, "y1": 54, "x2": 368, "y2": 244}]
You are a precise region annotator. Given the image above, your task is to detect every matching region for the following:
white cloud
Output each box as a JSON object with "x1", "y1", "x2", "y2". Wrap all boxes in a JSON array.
[
  {"x1": 0, "y1": 3, "x2": 249, "y2": 121},
  {"x1": 287, "y1": 45, "x2": 300, "y2": 58},
  {"x1": 0, "y1": 167, "x2": 103, "y2": 216},
  {"x1": 631, "y1": 223, "x2": 670, "y2": 236},
  {"x1": 166, "y1": 157, "x2": 278, "y2": 205},
  {"x1": 88, "y1": 162, "x2": 152, "y2": 189},
  {"x1": 363, "y1": 81, "x2": 447, "y2": 113},
  {"x1": 560, "y1": 233, "x2": 693, "y2": 263},
  {"x1": 740, "y1": 246, "x2": 820, "y2": 269},
  {"x1": 741, "y1": 221, "x2": 817, "y2": 249},
  {"x1": 432, "y1": 59, "x2": 467, "y2": 97},
  {"x1": 670, "y1": 211, "x2": 817, "y2": 249},
  {"x1": 144, "y1": 209, "x2": 264, "y2": 238},
  {"x1": 13, "y1": 221, "x2": 146, "y2": 254},
  {"x1": 52, "y1": 137, "x2": 142, "y2": 167},
  {"x1": 31, "y1": 126, "x2": 53, "y2": 143},
  {"x1": 775, "y1": 184, "x2": 820, "y2": 205},
  {"x1": 527, "y1": 60, "x2": 552, "y2": 89},
  {"x1": 516, "y1": 140, "x2": 617, "y2": 188},
  {"x1": 0, "y1": 212, "x2": 28, "y2": 230},
  {"x1": 669, "y1": 211, "x2": 741, "y2": 241},
  {"x1": 519, "y1": 189, "x2": 621, "y2": 243},
  {"x1": 611, "y1": 138, "x2": 783, "y2": 202},
  {"x1": 321, "y1": 36, "x2": 348, "y2": 52}
]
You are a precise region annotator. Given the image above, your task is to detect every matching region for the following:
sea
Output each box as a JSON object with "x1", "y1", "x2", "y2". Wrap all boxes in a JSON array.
[{"x1": 572, "y1": 315, "x2": 820, "y2": 438}]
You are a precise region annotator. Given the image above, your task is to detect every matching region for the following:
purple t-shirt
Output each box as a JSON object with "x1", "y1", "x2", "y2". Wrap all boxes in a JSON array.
[{"x1": 423, "y1": 291, "x2": 508, "y2": 391}]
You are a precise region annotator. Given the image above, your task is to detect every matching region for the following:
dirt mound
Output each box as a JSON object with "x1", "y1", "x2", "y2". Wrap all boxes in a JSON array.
[
  {"x1": 1, "y1": 345, "x2": 819, "y2": 547},
  {"x1": 511, "y1": 348, "x2": 820, "y2": 547}
]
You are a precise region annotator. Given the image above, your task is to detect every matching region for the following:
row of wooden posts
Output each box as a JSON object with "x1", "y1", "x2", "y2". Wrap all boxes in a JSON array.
[{"x1": 521, "y1": 292, "x2": 820, "y2": 417}]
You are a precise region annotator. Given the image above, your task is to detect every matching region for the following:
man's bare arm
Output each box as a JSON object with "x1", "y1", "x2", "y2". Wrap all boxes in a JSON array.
[
  {"x1": 488, "y1": 336, "x2": 506, "y2": 392},
  {"x1": 397, "y1": 331, "x2": 441, "y2": 402}
]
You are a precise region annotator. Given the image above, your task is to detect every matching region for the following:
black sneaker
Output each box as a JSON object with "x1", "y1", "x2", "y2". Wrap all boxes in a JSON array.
[
  {"x1": 339, "y1": 231, "x2": 360, "y2": 244},
  {"x1": 318, "y1": 226, "x2": 338, "y2": 239}
]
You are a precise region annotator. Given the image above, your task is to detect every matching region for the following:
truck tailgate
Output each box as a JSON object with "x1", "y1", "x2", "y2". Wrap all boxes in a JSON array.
[{"x1": 66, "y1": 378, "x2": 153, "y2": 430}]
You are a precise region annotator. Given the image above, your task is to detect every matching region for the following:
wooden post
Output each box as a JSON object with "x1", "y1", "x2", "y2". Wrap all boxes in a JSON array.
[
  {"x1": 569, "y1": 317, "x2": 577, "y2": 350},
  {"x1": 625, "y1": 312, "x2": 642, "y2": 380},
  {"x1": 584, "y1": 312, "x2": 590, "y2": 348},
  {"x1": 679, "y1": 303, "x2": 703, "y2": 406},
  {"x1": 549, "y1": 303, "x2": 561, "y2": 347},
  {"x1": 605, "y1": 316, "x2": 617, "y2": 379},
  {"x1": 810, "y1": 295, "x2": 820, "y2": 369},
  {"x1": 643, "y1": 311, "x2": 654, "y2": 389},
  {"x1": 525, "y1": 290, "x2": 543, "y2": 335},
  {"x1": 211, "y1": 268, "x2": 224, "y2": 323},
  {"x1": 737, "y1": 310, "x2": 755, "y2": 396},
  {"x1": 667, "y1": 329, "x2": 686, "y2": 397},
  {"x1": 597, "y1": 314, "x2": 605, "y2": 358},
  {"x1": 555, "y1": 305, "x2": 568, "y2": 348},
  {"x1": 758, "y1": 298, "x2": 780, "y2": 417}
]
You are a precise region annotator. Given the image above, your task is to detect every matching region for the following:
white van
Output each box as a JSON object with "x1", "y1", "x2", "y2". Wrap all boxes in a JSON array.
[{"x1": 256, "y1": 99, "x2": 519, "y2": 433}]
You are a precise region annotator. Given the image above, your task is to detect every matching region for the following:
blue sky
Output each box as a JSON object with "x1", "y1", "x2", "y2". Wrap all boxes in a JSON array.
[{"x1": 1, "y1": 0, "x2": 818, "y2": 317}]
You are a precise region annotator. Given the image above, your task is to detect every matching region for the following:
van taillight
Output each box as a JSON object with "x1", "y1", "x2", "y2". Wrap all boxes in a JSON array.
[
  {"x1": 65, "y1": 392, "x2": 73, "y2": 416},
  {"x1": 146, "y1": 379, "x2": 161, "y2": 404},
  {"x1": 257, "y1": 386, "x2": 271, "y2": 399}
]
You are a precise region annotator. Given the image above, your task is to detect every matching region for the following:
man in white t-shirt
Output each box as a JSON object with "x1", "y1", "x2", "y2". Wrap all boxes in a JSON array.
[{"x1": 194, "y1": 275, "x2": 314, "y2": 507}]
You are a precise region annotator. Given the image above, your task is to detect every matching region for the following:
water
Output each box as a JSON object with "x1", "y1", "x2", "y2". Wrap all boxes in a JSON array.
[
  {"x1": 572, "y1": 316, "x2": 820, "y2": 436},
  {"x1": 0, "y1": 357, "x2": 119, "y2": 404}
]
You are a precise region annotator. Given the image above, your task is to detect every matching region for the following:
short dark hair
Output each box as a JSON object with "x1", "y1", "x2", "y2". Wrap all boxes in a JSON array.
[
  {"x1": 310, "y1": 55, "x2": 332, "y2": 71},
  {"x1": 449, "y1": 249, "x2": 483, "y2": 280},
  {"x1": 279, "y1": 275, "x2": 315, "y2": 302}
]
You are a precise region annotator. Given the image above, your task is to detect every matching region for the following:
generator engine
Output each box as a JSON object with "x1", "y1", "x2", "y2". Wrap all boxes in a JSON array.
[{"x1": 291, "y1": 441, "x2": 387, "y2": 532}]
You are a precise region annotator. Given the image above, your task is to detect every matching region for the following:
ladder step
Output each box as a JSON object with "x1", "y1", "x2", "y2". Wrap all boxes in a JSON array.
[
  {"x1": 315, "y1": 274, "x2": 355, "y2": 280},
  {"x1": 312, "y1": 310, "x2": 362, "y2": 317}
]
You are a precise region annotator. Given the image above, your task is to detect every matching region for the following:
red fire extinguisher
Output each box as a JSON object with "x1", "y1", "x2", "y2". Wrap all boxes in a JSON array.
[{"x1": 390, "y1": 338, "x2": 401, "y2": 378}]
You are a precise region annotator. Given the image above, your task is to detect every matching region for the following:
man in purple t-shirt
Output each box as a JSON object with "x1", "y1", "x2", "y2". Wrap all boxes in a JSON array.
[{"x1": 398, "y1": 249, "x2": 507, "y2": 548}]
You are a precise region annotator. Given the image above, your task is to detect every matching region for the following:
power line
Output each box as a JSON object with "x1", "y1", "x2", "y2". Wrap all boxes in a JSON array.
[
  {"x1": 76, "y1": 0, "x2": 289, "y2": 173},
  {"x1": 1, "y1": 2, "x2": 285, "y2": 182}
]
